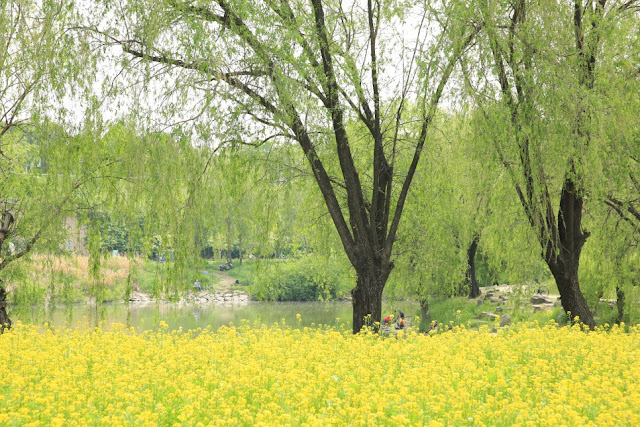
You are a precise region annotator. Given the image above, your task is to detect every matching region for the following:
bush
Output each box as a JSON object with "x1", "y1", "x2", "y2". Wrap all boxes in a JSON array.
[{"x1": 249, "y1": 256, "x2": 350, "y2": 301}]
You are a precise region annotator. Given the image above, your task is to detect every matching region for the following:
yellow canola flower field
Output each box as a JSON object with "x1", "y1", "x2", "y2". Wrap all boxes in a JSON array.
[{"x1": 1, "y1": 321, "x2": 639, "y2": 426}]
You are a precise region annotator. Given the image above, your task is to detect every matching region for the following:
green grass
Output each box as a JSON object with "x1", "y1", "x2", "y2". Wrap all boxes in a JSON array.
[
  {"x1": 405, "y1": 291, "x2": 568, "y2": 332},
  {"x1": 420, "y1": 296, "x2": 494, "y2": 327},
  {"x1": 220, "y1": 259, "x2": 256, "y2": 286},
  {"x1": 133, "y1": 260, "x2": 169, "y2": 296},
  {"x1": 135, "y1": 259, "x2": 221, "y2": 295}
]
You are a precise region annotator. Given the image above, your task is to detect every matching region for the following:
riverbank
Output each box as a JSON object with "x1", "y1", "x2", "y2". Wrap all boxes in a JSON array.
[{"x1": 5, "y1": 254, "x2": 623, "y2": 330}]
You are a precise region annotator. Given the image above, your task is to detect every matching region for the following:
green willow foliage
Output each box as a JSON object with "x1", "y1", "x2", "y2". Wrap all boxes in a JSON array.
[
  {"x1": 83, "y1": 0, "x2": 482, "y2": 332},
  {"x1": 3, "y1": 0, "x2": 636, "y2": 328},
  {"x1": 458, "y1": 0, "x2": 640, "y2": 326}
]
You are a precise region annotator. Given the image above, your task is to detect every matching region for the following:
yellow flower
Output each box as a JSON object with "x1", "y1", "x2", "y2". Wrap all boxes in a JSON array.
[{"x1": 1, "y1": 321, "x2": 638, "y2": 425}]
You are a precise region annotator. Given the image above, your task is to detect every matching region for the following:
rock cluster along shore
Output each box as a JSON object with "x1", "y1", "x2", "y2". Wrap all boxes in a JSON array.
[
  {"x1": 129, "y1": 290, "x2": 250, "y2": 304},
  {"x1": 474, "y1": 284, "x2": 562, "y2": 326},
  {"x1": 187, "y1": 290, "x2": 250, "y2": 304}
]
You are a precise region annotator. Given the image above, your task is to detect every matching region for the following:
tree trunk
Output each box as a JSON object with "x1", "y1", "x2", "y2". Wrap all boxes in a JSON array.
[
  {"x1": 616, "y1": 286, "x2": 625, "y2": 324},
  {"x1": 545, "y1": 176, "x2": 595, "y2": 329},
  {"x1": 226, "y1": 215, "x2": 232, "y2": 262},
  {"x1": 351, "y1": 262, "x2": 390, "y2": 333},
  {"x1": 0, "y1": 284, "x2": 11, "y2": 333},
  {"x1": 420, "y1": 297, "x2": 429, "y2": 332},
  {"x1": 466, "y1": 234, "x2": 481, "y2": 298},
  {"x1": 549, "y1": 266, "x2": 594, "y2": 328}
]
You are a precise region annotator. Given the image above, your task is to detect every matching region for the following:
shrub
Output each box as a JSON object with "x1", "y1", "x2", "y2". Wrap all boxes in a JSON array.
[{"x1": 249, "y1": 256, "x2": 350, "y2": 301}]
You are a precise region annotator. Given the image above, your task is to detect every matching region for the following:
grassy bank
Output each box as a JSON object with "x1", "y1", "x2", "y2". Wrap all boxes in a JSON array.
[
  {"x1": 7, "y1": 254, "x2": 625, "y2": 328},
  {"x1": 7, "y1": 254, "x2": 221, "y2": 305}
]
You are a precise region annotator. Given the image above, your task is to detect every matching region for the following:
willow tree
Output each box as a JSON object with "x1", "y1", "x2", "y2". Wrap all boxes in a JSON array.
[
  {"x1": 464, "y1": 0, "x2": 639, "y2": 328},
  {"x1": 87, "y1": 0, "x2": 478, "y2": 331},
  {"x1": 588, "y1": 6, "x2": 640, "y2": 322},
  {"x1": 0, "y1": 0, "x2": 97, "y2": 329},
  {"x1": 599, "y1": 5, "x2": 640, "y2": 239}
]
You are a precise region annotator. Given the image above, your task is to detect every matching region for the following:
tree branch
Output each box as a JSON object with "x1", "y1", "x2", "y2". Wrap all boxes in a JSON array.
[
  {"x1": 0, "y1": 179, "x2": 82, "y2": 271},
  {"x1": 310, "y1": 0, "x2": 371, "y2": 252},
  {"x1": 386, "y1": 26, "x2": 480, "y2": 255}
]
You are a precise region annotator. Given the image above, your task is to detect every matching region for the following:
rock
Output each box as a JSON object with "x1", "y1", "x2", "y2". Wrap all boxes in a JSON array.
[
  {"x1": 489, "y1": 297, "x2": 502, "y2": 303},
  {"x1": 533, "y1": 303, "x2": 554, "y2": 312},
  {"x1": 483, "y1": 291, "x2": 495, "y2": 300},
  {"x1": 477, "y1": 299, "x2": 483, "y2": 306},
  {"x1": 496, "y1": 306, "x2": 503, "y2": 313},
  {"x1": 531, "y1": 295, "x2": 551, "y2": 305},
  {"x1": 500, "y1": 314, "x2": 511, "y2": 326},
  {"x1": 479, "y1": 312, "x2": 499, "y2": 320},
  {"x1": 556, "y1": 313, "x2": 568, "y2": 326},
  {"x1": 129, "y1": 291, "x2": 153, "y2": 302}
]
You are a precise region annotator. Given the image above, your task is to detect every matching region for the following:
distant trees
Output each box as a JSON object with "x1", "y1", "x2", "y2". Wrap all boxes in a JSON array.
[
  {"x1": 386, "y1": 110, "x2": 516, "y2": 320},
  {"x1": 0, "y1": 122, "x2": 134, "y2": 329}
]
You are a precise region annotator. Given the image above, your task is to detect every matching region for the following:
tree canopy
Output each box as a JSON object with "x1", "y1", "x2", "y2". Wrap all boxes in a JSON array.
[
  {"x1": 1, "y1": 0, "x2": 638, "y2": 331},
  {"x1": 84, "y1": 0, "x2": 480, "y2": 331}
]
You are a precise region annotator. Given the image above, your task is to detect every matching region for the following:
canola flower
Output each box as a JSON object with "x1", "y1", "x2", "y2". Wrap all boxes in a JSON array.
[{"x1": 1, "y1": 320, "x2": 639, "y2": 426}]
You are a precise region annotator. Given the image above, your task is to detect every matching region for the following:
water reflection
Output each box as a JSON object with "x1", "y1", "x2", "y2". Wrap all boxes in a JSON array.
[{"x1": 9, "y1": 301, "x2": 419, "y2": 332}]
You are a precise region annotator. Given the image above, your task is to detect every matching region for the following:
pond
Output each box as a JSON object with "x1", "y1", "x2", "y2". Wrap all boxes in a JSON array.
[{"x1": 8, "y1": 300, "x2": 420, "y2": 332}]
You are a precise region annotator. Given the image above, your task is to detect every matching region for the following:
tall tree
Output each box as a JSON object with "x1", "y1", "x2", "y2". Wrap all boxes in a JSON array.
[
  {"x1": 0, "y1": 0, "x2": 99, "y2": 329},
  {"x1": 87, "y1": 0, "x2": 478, "y2": 332},
  {"x1": 464, "y1": 0, "x2": 639, "y2": 328}
]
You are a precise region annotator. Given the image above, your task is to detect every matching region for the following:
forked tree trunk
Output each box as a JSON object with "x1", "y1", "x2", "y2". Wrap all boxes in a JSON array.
[
  {"x1": 545, "y1": 178, "x2": 595, "y2": 329},
  {"x1": 114, "y1": 0, "x2": 477, "y2": 336},
  {"x1": 466, "y1": 234, "x2": 481, "y2": 298}
]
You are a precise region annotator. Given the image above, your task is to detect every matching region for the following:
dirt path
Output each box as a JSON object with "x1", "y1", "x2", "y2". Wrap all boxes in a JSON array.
[{"x1": 213, "y1": 271, "x2": 238, "y2": 290}]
